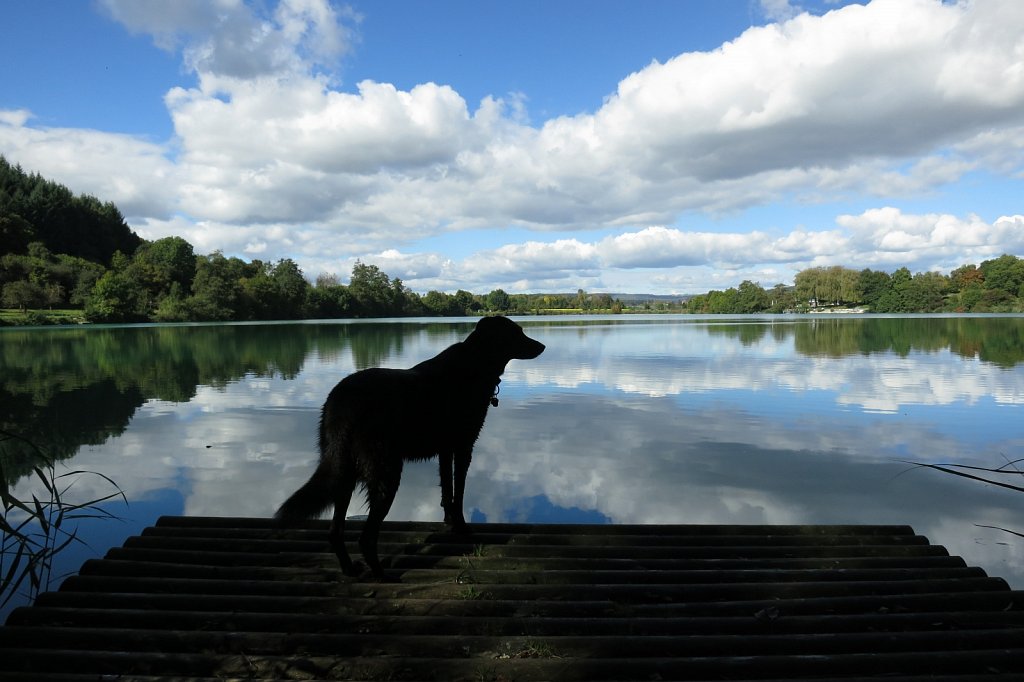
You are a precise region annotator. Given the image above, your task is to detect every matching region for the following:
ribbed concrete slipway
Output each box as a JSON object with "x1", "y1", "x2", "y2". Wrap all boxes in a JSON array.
[{"x1": 2, "y1": 518, "x2": 1023, "y2": 681}]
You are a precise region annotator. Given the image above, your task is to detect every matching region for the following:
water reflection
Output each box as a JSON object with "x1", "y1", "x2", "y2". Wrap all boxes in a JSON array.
[
  {"x1": 2, "y1": 315, "x2": 1023, "y2": 610},
  {"x1": 0, "y1": 321, "x2": 479, "y2": 479}
]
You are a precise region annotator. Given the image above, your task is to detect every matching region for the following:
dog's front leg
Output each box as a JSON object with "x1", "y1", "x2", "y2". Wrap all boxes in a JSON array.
[
  {"x1": 445, "y1": 449, "x2": 472, "y2": 533},
  {"x1": 439, "y1": 451, "x2": 455, "y2": 521}
]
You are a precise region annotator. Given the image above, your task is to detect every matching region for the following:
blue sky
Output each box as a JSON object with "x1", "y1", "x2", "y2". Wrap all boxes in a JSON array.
[{"x1": 2, "y1": 0, "x2": 1023, "y2": 295}]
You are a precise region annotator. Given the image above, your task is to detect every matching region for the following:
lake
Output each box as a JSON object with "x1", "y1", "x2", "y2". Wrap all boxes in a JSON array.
[{"x1": 2, "y1": 314, "x2": 1023, "y2": 618}]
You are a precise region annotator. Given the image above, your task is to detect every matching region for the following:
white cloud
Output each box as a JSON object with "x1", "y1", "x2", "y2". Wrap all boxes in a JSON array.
[
  {"x1": 382, "y1": 209, "x2": 1021, "y2": 293},
  {"x1": 98, "y1": 0, "x2": 358, "y2": 79},
  {"x1": 0, "y1": 109, "x2": 31, "y2": 127},
  {"x1": 0, "y1": 111, "x2": 178, "y2": 219},
  {"x1": 759, "y1": 0, "x2": 804, "y2": 24},
  {"x1": 81, "y1": 0, "x2": 1024, "y2": 236},
  {"x1": 4, "y1": 0, "x2": 1024, "y2": 294},
  {"x1": 838, "y1": 208, "x2": 1024, "y2": 265},
  {"x1": 954, "y1": 125, "x2": 1024, "y2": 177}
]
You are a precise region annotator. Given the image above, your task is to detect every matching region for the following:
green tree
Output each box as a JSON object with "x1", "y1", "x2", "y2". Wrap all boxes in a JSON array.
[
  {"x1": 2, "y1": 280, "x2": 46, "y2": 310},
  {"x1": 84, "y1": 271, "x2": 145, "y2": 322},
  {"x1": 348, "y1": 261, "x2": 393, "y2": 317},
  {"x1": 0, "y1": 213, "x2": 34, "y2": 254},
  {"x1": 306, "y1": 283, "x2": 351, "y2": 318},
  {"x1": 685, "y1": 293, "x2": 708, "y2": 313},
  {"x1": 453, "y1": 290, "x2": 478, "y2": 315},
  {"x1": 735, "y1": 280, "x2": 769, "y2": 313},
  {"x1": 486, "y1": 288, "x2": 511, "y2": 312},
  {"x1": 794, "y1": 266, "x2": 861, "y2": 306},
  {"x1": 704, "y1": 288, "x2": 739, "y2": 313},
  {"x1": 389, "y1": 277, "x2": 422, "y2": 316},
  {"x1": 271, "y1": 258, "x2": 309, "y2": 318},
  {"x1": 794, "y1": 268, "x2": 823, "y2": 306},
  {"x1": 903, "y1": 271, "x2": 949, "y2": 312},
  {"x1": 574, "y1": 288, "x2": 588, "y2": 310},
  {"x1": 0, "y1": 156, "x2": 142, "y2": 265},
  {"x1": 52, "y1": 253, "x2": 103, "y2": 307},
  {"x1": 423, "y1": 290, "x2": 458, "y2": 316},
  {"x1": 234, "y1": 259, "x2": 309, "y2": 321},
  {"x1": 956, "y1": 284, "x2": 985, "y2": 312},
  {"x1": 153, "y1": 283, "x2": 190, "y2": 322},
  {"x1": 133, "y1": 237, "x2": 196, "y2": 293},
  {"x1": 1, "y1": 243, "x2": 105, "y2": 310},
  {"x1": 767, "y1": 283, "x2": 795, "y2": 312},
  {"x1": 858, "y1": 269, "x2": 892, "y2": 309},
  {"x1": 835, "y1": 266, "x2": 862, "y2": 305},
  {"x1": 240, "y1": 265, "x2": 279, "y2": 319},
  {"x1": 186, "y1": 252, "x2": 247, "y2": 320},
  {"x1": 980, "y1": 254, "x2": 1024, "y2": 298},
  {"x1": 118, "y1": 237, "x2": 198, "y2": 317},
  {"x1": 873, "y1": 267, "x2": 913, "y2": 313}
]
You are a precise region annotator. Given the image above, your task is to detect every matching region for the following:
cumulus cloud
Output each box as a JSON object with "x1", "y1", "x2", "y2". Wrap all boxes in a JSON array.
[
  {"x1": 0, "y1": 111, "x2": 178, "y2": 218},
  {"x1": 0, "y1": 109, "x2": 31, "y2": 127},
  {"x1": 381, "y1": 209, "x2": 1023, "y2": 292},
  {"x1": 3, "y1": 0, "x2": 1024, "y2": 293},
  {"x1": 98, "y1": 0, "x2": 358, "y2": 79},
  {"x1": 86, "y1": 0, "x2": 1024, "y2": 231},
  {"x1": 838, "y1": 209, "x2": 1024, "y2": 265}
]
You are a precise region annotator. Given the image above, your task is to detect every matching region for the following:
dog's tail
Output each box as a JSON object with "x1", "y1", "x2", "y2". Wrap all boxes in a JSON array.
[{"x1": 275, "y1": 462, "x2": 334, "y2": 523}]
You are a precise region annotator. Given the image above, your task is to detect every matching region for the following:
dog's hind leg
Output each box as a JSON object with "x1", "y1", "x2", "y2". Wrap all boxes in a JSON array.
[
  {"x1": 328, "y1": 471, "x2": 360, "y2": 577},
  {"x1": 446, "y1": 449, "x2": 472, "y2": 533},
  {"x1": 359, "y1": 468, "x2": 402, "y2": 582}
]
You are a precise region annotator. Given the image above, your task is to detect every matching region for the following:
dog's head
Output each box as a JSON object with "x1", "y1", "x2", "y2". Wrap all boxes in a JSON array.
[{"x1": 467, "y1": 316, "x2": 545, "y2": 367}]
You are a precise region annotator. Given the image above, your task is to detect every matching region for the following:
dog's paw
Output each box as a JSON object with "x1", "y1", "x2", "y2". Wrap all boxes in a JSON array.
[
  {"x1": 443, "y1": 510, "x2": 471, "y2": 533},
  {"x1": 359, "y1": 561, "x2": 398, "y2": 583},
  {"x1": 339, "y1": 559, "x2": 366, "y2": 578}
]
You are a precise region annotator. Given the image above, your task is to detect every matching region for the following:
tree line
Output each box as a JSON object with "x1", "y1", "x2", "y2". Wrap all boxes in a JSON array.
[
  {"x1": 684, "y1": 259, "x2": 1024, "y2": 314},
  {"x1": 4, "y1": 155, "x2": 1023, "y2": 321},
  {"x1": 0, "y1": 156, "x2": 626, "y2": 322},
  {"x1": 1, "y1": 232, "x2": 626, "y2": 322},
  {"x1": 4, "y1": 228, "x2": 1022, "y2": 323},
  {"x1": 0, "y1": 156, "x2": 141, "y2": 266}
]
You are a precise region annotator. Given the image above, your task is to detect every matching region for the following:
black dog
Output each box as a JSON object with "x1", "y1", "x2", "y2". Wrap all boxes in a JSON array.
[{"x1": 275, "y1": 316, "x2": 545, "y2": 580}]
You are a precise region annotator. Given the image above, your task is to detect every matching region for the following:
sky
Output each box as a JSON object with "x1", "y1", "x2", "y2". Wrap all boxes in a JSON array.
[{"x1": 2, "y1": 0, "x2": 1023, "y2": 295}]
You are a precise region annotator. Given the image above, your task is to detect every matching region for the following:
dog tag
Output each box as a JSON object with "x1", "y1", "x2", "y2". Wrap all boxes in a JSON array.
[{"x1": 490, "y1": 397, "x2": 499, "y2": 407}]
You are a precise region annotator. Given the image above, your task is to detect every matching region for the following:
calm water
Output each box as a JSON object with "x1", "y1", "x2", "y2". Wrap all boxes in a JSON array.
[{"x1": 3, "y1": 314, "x2": 1023, "y2": 617}]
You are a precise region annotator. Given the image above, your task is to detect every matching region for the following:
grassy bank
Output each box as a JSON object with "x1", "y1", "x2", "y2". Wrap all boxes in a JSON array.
[{"x1": 0, "y1": 309, "x2": 88, "y2": 326}]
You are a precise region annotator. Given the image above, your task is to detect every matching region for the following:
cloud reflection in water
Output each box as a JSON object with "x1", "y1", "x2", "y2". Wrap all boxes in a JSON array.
[{"x1": 6, "y1": 316, "x2": 1023, "y2": 594}]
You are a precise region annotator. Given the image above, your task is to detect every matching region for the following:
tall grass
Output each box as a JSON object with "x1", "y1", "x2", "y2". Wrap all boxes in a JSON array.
[{"x1": 1, "y1": 430, "x2": 126, "y2": 612}]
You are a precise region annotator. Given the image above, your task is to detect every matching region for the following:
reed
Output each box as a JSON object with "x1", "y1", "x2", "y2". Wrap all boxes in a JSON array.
[
  {"x1": 904, "y1": 456, "x2": 1024, "y2": 538},
  {"x1": 1, "y1": 429, "x2": 126, "y2": 611}
]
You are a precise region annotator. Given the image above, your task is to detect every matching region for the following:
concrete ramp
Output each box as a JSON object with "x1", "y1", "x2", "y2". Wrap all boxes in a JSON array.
[{"x1": 2, "y1": 518, "x2": 1023, "y2": 680}]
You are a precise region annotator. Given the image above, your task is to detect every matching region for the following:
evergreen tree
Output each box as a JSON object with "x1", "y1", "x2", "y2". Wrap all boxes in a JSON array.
[{"x1": 0, "y1": 155, "x2": 142, "y2": 264}]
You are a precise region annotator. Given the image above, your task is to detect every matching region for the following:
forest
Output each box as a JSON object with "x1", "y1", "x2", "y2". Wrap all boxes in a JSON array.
[
  {"x1": 683, "y1": 258, "x2": 1024, "y2": 314},
  {"x1": 2, "y1": 155, "x2": 1023, "y2": 323},
  {"x1": 0, "y1": 157, "x2": 624, "y2": 322}
]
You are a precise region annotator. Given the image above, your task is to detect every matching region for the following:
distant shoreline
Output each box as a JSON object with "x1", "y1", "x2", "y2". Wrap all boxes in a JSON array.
[{"x1": 9, "y1": 305, "x2": 1024, "y2": 328}]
